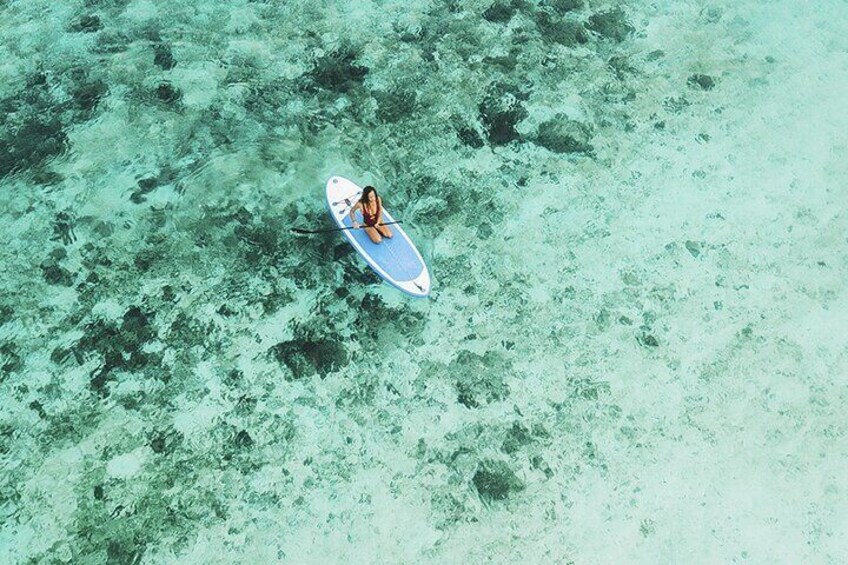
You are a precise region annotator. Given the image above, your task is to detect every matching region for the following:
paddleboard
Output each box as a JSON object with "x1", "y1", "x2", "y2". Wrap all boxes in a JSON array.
[{"x1": 325, "y1": 176, "x2": 430, "y2": 298}]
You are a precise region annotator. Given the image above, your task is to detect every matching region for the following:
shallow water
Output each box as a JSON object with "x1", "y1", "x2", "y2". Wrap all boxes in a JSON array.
[{"x1": 1, "y1": 0, "x2": 847, "y2": 563}]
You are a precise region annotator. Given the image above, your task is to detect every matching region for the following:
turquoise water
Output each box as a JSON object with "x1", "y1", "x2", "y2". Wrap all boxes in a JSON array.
[{"x1": 1, "y1": 0, "x2": 847, "y2": 562}]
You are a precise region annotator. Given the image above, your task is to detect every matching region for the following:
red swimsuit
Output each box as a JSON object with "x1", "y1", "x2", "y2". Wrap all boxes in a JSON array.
[{"x1": 362, "y1": 200, "x2": 380, "y2": 226}]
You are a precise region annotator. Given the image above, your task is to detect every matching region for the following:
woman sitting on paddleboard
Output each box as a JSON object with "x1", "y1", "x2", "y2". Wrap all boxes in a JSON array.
[{"x1": 351, "y1": 185, "x2": 393, "y2": 244}]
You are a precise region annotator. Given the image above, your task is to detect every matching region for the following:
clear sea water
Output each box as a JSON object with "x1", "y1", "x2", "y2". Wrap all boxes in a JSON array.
[{"x1": 1, "y1": 0, "x2": 846, "y2": 563}]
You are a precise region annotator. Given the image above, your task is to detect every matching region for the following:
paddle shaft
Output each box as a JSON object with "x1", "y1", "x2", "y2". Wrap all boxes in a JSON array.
[{"x1": 291, "y1": 220, "x2": 402, "y2": 235}]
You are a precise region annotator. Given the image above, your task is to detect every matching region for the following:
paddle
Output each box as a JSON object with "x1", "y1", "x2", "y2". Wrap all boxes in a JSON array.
[{"x1": 290, "y1": 220, "x2": 403, "y2": 235}]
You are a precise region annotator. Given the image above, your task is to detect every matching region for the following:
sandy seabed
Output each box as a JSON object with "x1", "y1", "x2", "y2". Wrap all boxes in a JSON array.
[{"x1": 1, "y1": 0, "x2": 846, "y2": 563}]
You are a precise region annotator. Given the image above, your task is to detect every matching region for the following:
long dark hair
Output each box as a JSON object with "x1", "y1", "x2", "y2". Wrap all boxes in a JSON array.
[{"x1": 360, "y1": 185, "x2": 379, "y2": 212}]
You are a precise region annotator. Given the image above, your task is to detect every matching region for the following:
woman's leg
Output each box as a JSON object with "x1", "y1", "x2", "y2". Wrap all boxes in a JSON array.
[
  {"x1": 364, "y1": 226, "x2": 383, "y2": 243},
  {"x1": 376, "y1": 225, "x2": 393, "y2": 238}
]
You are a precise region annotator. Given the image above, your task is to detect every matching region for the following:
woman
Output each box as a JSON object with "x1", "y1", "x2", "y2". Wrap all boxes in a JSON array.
[{"x1": 350, "y1": 185, "x2": 393, "y2": 244}]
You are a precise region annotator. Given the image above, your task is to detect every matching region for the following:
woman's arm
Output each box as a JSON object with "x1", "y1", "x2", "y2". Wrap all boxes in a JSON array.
[
  {"x1": 376, "y1": 197, "x2": 383, "y2": 225},
  {"x1": 349, "y1": 202, "x2": 361, "y2": 228}
]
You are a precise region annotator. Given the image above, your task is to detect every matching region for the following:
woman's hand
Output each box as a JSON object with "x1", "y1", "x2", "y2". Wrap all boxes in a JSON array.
[{"x1": 353, "y1": 221, "x2": 360, "y2": 229}]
